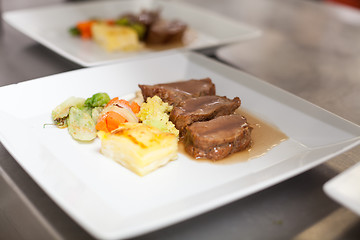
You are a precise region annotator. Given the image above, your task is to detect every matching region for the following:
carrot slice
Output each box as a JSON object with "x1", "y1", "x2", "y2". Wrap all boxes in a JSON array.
[
  {"x1": 95, "y1": 113, "x2": 109, "y2": 132},
  {"x1": 130, "y1": 101, "x2": 140, "y2": 114},
  {"x1": 106, "y1": 98, "x2": 139, "y2": 114},
  {"x1": 106, "y1": 19, "x2": 115, "y2": 25},
  {"x1": 106, "y1": 111, "x2": 127, "y2": 132},
  {"x1": 81, "y1": 31, "x2": 92, "y2": 39},
  {"x1": 118, "y1": 99, "x2": 132, "y2": 108},
  {"x1": 105, "y1": 97, "x2": 119, "y2": 107},
  {"x1": 77, "y1": 21, "x2": 94, "y2": 39}
]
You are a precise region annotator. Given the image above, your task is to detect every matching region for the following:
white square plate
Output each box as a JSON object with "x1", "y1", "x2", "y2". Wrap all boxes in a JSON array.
[
  {"x1": 2, "y1": 0, "x2": 261, "y2": 67},
  {"x1": 324, "y1": 162, "x2": 360, "y2": 216},
  {"x1": 0, "y1": 52, "x2": 359, "y2": 239}
]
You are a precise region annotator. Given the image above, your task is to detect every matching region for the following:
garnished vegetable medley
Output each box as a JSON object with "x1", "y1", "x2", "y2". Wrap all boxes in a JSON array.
[
  {"x1": 52, "y1": 93, "x2": 112, "y2": 141},
  {"x1": 51, "y1": 92, "x2": 177, "y2": 141},
  {"x1": 69, "y1": 17, "x2": 146, "y2": 41}
]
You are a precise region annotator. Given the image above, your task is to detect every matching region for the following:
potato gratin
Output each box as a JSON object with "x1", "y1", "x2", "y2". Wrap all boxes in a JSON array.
[{"x1": 97, "y1": 123, "x2": 178, "y2": 176}]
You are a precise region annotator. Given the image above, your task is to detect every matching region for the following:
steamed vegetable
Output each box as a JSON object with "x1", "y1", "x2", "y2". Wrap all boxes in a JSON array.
[
  {"x1": 91, "y1": 107, "x2": 103, "y2": 123},
  {"x1": 85, "y1": 92, "x2": 110, "y2": 108},
  {"x1": 51, "y1": 97, "x2": 86, "y2": 128},
  {"x1": 76, "y1": 20, "x2": 95, "y2": 39},
  {"x1": 67, "y1": 107, "x2": 97, "y2": 141},
  {"x1": 69, "y1": 27, "x2": 81, "y2": 36},
  {"x1": 95, "y1": 98, "x2": 140, "y2": 132},
  {"x1": 51, "y1": 93, "x2": 111, "y2": 140},
  {"x1": 137, "y1": 96, "x2": 179, "y2": 136},
  {"x1": 70, "y1": 17, "x2": 146, "y2": 41}
]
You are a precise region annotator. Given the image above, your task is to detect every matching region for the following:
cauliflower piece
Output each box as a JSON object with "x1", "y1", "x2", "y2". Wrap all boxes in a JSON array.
[{"x1": 137, "y1": 96, "x2": 179, "y2": 137}]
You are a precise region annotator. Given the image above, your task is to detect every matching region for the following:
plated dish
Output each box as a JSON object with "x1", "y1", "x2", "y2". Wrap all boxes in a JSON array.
[
  {"x1": 0, "y1": 52, "x2": 359, "y2": 239},
  {"x1": 2, "y1": 0, "x2": 261, "y2": 67},
  {"x1": 324, "y1": 162, "x2": 360, "y2": 216},
  {"x1": 49, "y1": 78, "x2": 266, "y2": 176},
  {"x1": 68, "y1": 9, "x2": 189, "y2": 52}
]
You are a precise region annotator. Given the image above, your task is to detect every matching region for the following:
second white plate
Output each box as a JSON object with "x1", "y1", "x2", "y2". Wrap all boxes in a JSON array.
[
  {"x1": 3, "y1": 0, "x2": 261, "y2": 67},
  {"x1": 324, "y1": 162, "x2": 360, "y2": 216}
]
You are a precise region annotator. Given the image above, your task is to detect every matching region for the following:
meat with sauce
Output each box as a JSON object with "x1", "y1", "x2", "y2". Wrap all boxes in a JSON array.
[
  {"x1": 139, "y1": 78, "x2": 215, "y2": 105},
  {"x1": 184, "y1": 115, "x2": 252, "y2": 160},
  {"x1": 170, "y1": 95, "x2": 241, "y2": 137},
  {"x1": 146, "y1": 19, "x2": 187, "y2": 45}
]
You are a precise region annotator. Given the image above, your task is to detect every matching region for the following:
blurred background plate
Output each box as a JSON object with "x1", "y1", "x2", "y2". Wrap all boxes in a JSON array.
[{"x1": 2, "y1": 0, "x2": 261, "y2": 67}]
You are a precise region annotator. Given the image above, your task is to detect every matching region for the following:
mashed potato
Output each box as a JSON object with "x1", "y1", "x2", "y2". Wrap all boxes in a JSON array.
[{"x1": 137, "y1": 96, "x2": 179, "y2": 137}]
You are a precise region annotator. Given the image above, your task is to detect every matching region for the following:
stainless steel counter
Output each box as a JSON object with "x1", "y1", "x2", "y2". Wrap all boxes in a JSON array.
[{"x1": 1, "y1": 0, "x2": 360, "y2": 239}]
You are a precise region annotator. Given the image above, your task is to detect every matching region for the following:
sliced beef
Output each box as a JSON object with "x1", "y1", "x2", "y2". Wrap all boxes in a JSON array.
[
  {"x1": 137, "y1": 10, "x2": 160, "y2": 27},
  {"x1": 120, "y1": 10, "x2": 160, "y2": 27},
  {"x1": 170, "y1": 95, "x2": 241, "y2": 137},
  {"x1": 184, "y1": 115, "x2": 252, "y2": 160},
  {"x1": 139, "y1": 78, "x2": 215, "y2": 105},
  {"x1": 146, "y1": 19, "x2": 187, "y2": 45}
]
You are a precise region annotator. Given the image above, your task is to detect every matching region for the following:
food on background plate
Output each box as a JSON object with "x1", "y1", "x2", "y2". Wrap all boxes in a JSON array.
[
  {"x1": 98, "y1": 123, "x2": 178, "y2": 176},
  {"x1": 69, "y1": 10, "x2": 189, "y2": 52},
  {"x1": 91, "y1": 23, "x2": 143, "y2": 52},
  {"x1": 146, "y1": 19, "x2": 187, "y2": 45}
]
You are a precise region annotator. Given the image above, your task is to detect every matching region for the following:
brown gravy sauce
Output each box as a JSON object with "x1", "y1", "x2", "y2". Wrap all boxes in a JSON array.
[
  {"x1": 179, "y1": 109, "x2": 288, "y2": 164},
  {"x1": 146, "y1": 41, "x2": 185, "y2": 51}
]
